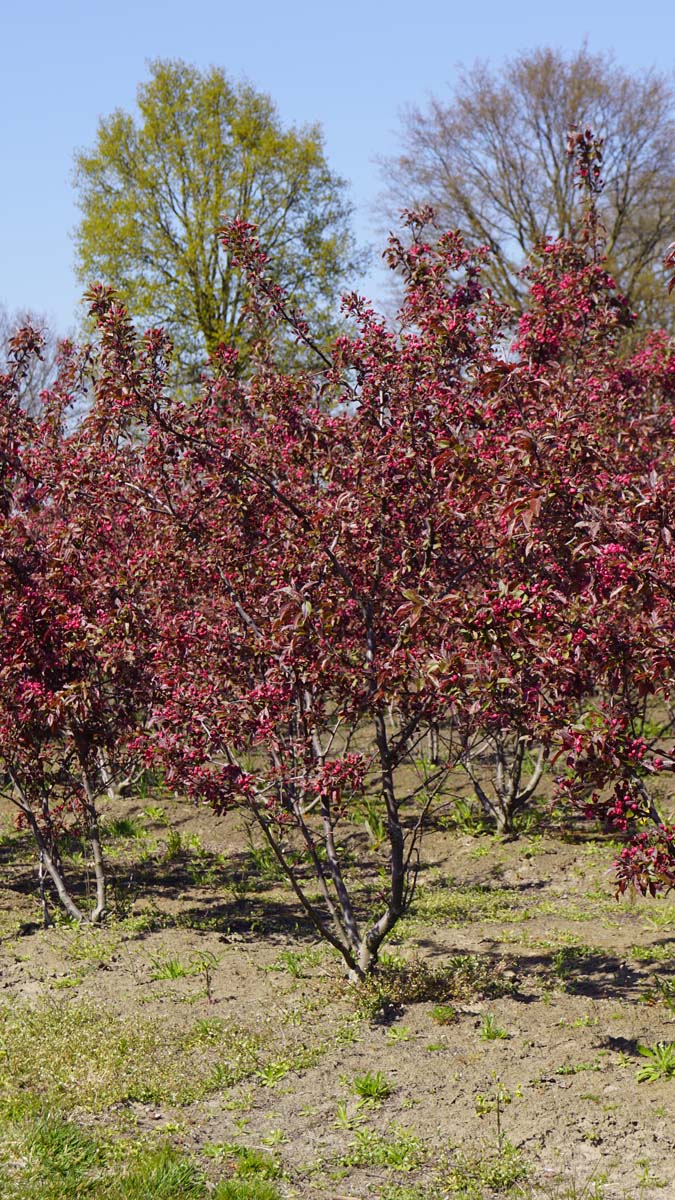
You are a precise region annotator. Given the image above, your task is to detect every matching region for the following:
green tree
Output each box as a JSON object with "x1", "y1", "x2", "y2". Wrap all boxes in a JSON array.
[
  {"x1": 379, "y1": 46, "x2": 675, "y2": 328},
  {"x1": 73, "y1": 59, "x2": 364, "y2": 375}
]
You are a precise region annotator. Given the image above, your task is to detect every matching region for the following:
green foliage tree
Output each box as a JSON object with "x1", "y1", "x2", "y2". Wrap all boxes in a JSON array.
[
  {"x1": 73, "y1": 59, "x2": 364, "y2": 375},
  {"x1": 379, "y1": 45, "x2": 675, "y2": 329}
]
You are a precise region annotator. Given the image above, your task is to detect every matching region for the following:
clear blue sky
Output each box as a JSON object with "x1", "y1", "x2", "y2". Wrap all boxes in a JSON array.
[{"x1": 2, "y1": 0, "x2": 674, "y2": 332}]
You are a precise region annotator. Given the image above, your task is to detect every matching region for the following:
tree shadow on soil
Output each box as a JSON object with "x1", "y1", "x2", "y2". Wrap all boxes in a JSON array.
[{"x1": 416, "y1": 934, "x2": 656, "y2": 1002}]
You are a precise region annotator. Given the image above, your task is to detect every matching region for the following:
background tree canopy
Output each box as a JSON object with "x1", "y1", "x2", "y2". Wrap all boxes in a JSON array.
[
  {"x1": 379, "y1": 46, "x2": 675, "y2": 328},
  {"x1": 73, "y1": 59, "x2": 365, "y2": 375},
  {"x1": 0, "y1": 305, "x2": 61, "y2": 416}
]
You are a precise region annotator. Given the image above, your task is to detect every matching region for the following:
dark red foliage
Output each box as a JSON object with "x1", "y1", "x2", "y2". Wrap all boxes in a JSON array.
[{"x1": 4, "y1": 128, "x2": 675, "y2": 942}]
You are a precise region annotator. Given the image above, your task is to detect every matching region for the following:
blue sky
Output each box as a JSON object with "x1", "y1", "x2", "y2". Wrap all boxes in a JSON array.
[{"x1": 3, "y1": 0, "x2": 674, "y2": 332}]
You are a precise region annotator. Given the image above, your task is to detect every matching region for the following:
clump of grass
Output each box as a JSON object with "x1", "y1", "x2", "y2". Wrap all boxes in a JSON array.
[
  {"x1": 480, "y1": 1014, "x2": 509, "y2": 1041},
  {"x1": 352, "y1": 955, "x2": 515, "y2": 1021},
  {"x1": 431, "y1": 1004, "x2": 459, "y2": 1026},
  {"x1": 350, "y1": 1070, "x2": 392, "y2": 1103},
  {"x1": 0, "y1": 1113, "x2": 216, "y2": 1200},
  {"x1": 149, "y1": 953, "x2": 192, "y2": 980},
  {"x1": 104, "y1": 816, "x2": 144, "y2": 840},
  {"x1": 10, "y1": 1114, "x2": 105, "y2": 1199},
  {"x1": 186, "y1": 1017, "x2": 227, "y2": 1046},
  {"x1": 631, "y1": 944, "x2": 675, "y2": 964},
  {"x1": 444, "y1": 1141, "x2": 530, "y2": 1197},
  {"x1": 207, "y1": 1143, "x2": 282, "y2": 1180},
  {"x1": 148, "y1": 951, "x2": 219, "y2": 999},
  {"x1": 64, "y1": 928, "x2": 120, "y2": 967},
  {"x1": 203, "y1": 1143, "x2": 283, "y2": 1200},
  {"x1": 377, "y1": 1187, "x2": 434, "y2": 1200},
  {"x1": 266, "y1": 945, "x2": 325, "y2": 978},
  {"x1": 341, "y1": 1126, "x2": 425, "y2": 1171},
  {"x1": 550, "y1": 944, "x2": 596, "y2": 990},
  {"x1": 436, "y1": 798, "x2": 494, "y2": 837},
  {"x1": 119, "y1": 1144, "x2": 207, "y2": 1198}
]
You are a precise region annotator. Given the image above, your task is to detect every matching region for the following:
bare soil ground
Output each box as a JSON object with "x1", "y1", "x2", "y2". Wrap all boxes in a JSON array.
[{"x1": 1, "y1": 794, "x2": 675, "y2": 1198}]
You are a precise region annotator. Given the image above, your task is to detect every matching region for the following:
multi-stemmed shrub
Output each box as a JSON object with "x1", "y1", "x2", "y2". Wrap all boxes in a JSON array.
[{"x1": 4, "y1": 128, "x2": 675, "y2": 951}]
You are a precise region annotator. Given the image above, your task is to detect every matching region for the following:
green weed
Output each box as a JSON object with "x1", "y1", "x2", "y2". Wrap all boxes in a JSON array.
[
  {"x1": 65, "y1": 928, "x2": 120, "y2": 967},
  {"x1": 408, "y1": 880, "x2": 524, "y2": 927},
  {"x1": 631, "y1": 944, "x2": 675, "y2": 964},
  {"x1": 187, "y1": 1017, "x2": 226, "y2": 1046},
  {"x1": 636, "y1": 1041, "x2": 675, "y2": 1082},
  {"x1": 104, "y1": 817, "x2": 144, "y2": 840},
  {"x1": 149, "y1": 954, "x2": 191, "y2": 980},
  {"x1": 430, "y1": 1003, "x2": 458, "y2": 1026},
  {"x1": 352, "y1": 954, "x2": 514, "y2": 1021},
  {"x1": 334, "y1": 1100, "x2": 364, "y2": 1130},
  {"x1": 386, "y1": 1025, "x2": 413, "y2": 1043},
  {"x1": 163, "y1": 828, "x2": 183, "y2": 861},
  {"x1": 474, "y1": 1084, "x2": 512, "y2": 1118},
  {"x1": 555, "y1": 1058, "x2": 604, "y2": 1077},
  {"x1": 214, "y1": 1183, "x2": 281, "y2": 1200},
  {"x1": 143, "y1": 805, "x2": 170, "y2": 826},
  {"x1": 441, "y1": 797, "x2": 493, "y2": 837},
  {"x1": 551, "y1": 943, "x2": 595, "y2": 989},
  {"x1": 480, "y1": 1013, "x2": 509, "y2": 1040},
  {"x1": 444, "y1": 1140, "x2": 530, "y2": 1198},
  {"x1": 643, "y1": 905, "x2": 675, "y2": 931},
  {"x1": 650, "y1": 975, "x2": 675, "y2": 1013},
  {"x1": 207, "y1": 1144, "x2": 281, "y2": 1180},
  {"x1": 342, "y1": 1126, "x2": 425, "y2": 1171},
  {"x1": 350, "y1": 1070, "x2": 393, "y2": 1103},
  {"x1": 256, "y1": 1060, "x2": 290, "y2": 1087}
]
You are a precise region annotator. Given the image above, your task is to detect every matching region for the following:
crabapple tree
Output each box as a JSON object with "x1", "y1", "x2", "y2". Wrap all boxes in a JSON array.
[{"x1": 0, "y1": 323, "x2": 157, "y2": 922}]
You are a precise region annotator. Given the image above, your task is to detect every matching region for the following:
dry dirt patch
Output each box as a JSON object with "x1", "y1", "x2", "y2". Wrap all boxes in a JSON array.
[{"x1": 1, "y1": 801, "x2": 675, "y2": 1197}]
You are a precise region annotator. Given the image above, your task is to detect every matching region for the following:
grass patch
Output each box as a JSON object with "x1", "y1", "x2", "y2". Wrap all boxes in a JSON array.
[
  {"x1": 406, "y1": 880, "x2": 527, "y2": 927},
  {"x1": 0, "y1": 999, "x2": 268, "y2": 1111},
  {"x1": 630, "y1": 944, "x2": 675, "y2": 964},
  {"x1": 550, "y1": 944, "x2": 596, "y2": 988},
  {"x1": 342, "y1": 1126, "x2": 426, "y2": 1171},
  {"x1": 444, "y1": 1141, "x2": 530, "y2": 1197},
  {"x1": 215, "y1": 1183, "x2": 282, "y2": 1200},
  {"x1": 62, "y1": 928, "x2": 120, "y2": 967},
  {"x1": 205, "y1": 1143, "x2": 281, "y2": 1180},
  {"x1": 0, "y1": 1111, "x2": 260, "y2": 1200}
]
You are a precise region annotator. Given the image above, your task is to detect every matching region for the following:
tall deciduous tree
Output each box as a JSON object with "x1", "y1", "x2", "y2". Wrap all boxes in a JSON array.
[
  {"x1": 379, "y1": 46, "x2": 675, "y2": 327},
  {"x1": 73, "y1": 59, "x2": 364, "y2": 376}
]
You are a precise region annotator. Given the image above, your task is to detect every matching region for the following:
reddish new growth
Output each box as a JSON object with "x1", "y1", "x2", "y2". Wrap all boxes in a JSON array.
[{"x1": 3, "y1": 126, "x2": 675, "y2": 949}]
